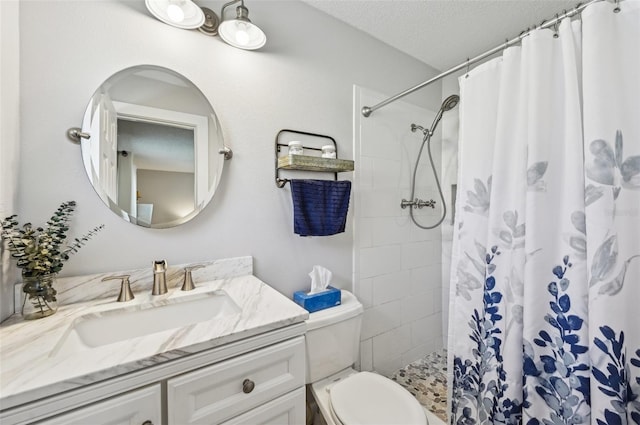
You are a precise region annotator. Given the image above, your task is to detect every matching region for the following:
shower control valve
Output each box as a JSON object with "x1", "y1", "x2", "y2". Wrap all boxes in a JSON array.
[
  {"x1": 417, "y1": 199, "x2": 436, "y2": 209},
  {"x1": 401, "y1": 199, "x2": 416, "y2": 209},
  {"x1": 401, "y1": 198, "x2": 436, "y2": 209}
]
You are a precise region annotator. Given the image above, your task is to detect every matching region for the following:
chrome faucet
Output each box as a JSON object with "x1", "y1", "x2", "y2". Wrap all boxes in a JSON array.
[{"x1": 152, "y1": 260, "x2": 168, "y2": 295}]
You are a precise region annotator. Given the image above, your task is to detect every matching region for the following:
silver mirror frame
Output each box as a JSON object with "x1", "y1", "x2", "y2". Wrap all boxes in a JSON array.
[{"x1": 72, "y1": 65, "x2": 230, "y2": 228}]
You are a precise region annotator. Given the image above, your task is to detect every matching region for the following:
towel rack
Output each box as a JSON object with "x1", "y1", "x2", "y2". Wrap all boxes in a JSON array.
[{"x1": 275, "y1": 129, "x2": 354, "y2": 188}]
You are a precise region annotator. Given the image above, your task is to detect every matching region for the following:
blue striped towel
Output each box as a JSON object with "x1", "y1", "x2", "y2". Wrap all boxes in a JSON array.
[{"x1": 290, "y1": 179, "x2": 351, "y2": 236}]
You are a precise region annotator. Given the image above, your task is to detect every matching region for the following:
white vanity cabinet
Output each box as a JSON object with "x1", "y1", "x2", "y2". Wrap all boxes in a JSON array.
[
  {"x1": 37, "y1": 385, "x2": 162, "y2": 425},
  {"x1": 167, "y1": 337, "x2": 305, "y2": 424},
  {"x1": 2, "y1": 326, "x2": 306, "y2": 425}
]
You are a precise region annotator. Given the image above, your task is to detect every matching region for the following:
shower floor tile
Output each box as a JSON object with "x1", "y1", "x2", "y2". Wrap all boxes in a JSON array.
[{"x1": 391, "y1": 350, "x2": 448, "y2": 423}]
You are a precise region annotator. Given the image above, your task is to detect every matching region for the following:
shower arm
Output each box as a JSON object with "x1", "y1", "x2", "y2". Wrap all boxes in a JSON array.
[{"x1": 361, "y1": 0, "x2": 603, "y2": 117}]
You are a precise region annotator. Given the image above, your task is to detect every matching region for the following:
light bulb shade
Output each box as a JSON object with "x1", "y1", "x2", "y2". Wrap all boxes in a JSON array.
[
  {"x1": 218, "y1": 18, "x2": 266, "y2": 50},
  {"x1": 145, "y1": 0, "x2": 205, "y2": 29}
]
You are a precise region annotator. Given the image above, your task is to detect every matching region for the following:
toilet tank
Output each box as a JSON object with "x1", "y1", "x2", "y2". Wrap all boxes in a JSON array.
[{"x1": 304, "y1": 290, "x2": 363, "y2": 383}]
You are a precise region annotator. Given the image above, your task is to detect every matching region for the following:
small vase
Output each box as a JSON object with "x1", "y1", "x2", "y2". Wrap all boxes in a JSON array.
[{"x1": 21, "y1": 273, "x2": 58, "y2": 320}]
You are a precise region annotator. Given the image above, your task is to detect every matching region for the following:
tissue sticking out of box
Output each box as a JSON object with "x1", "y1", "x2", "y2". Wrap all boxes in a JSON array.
[
  {"x1": 308, "y1": 265, "x2": 332, "y2": 295},
  {"x1": 293, "y1": 265, "x2": 341, "y2": 313}
]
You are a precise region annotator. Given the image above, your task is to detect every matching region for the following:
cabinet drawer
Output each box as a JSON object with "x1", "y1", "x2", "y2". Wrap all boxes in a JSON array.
[
  {"x1": 168, "y1": 336, "x2": 305, "y2": 425},
  {"x1": 221, "y1": 387, "x2": 305, "y2": 425},
  {"x1": 37, "y1": 384, "x2": 161, "y2": 425}
]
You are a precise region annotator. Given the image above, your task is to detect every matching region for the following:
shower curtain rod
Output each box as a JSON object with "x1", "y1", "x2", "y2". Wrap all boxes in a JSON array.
[{"x1": 361, "y1": 0, "x2": 607, "y2": 118}]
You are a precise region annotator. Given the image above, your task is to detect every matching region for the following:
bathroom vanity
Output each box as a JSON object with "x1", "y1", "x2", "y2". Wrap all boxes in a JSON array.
[{"x1": 0, "y1": 257, "x2": 308, "y2": 425}]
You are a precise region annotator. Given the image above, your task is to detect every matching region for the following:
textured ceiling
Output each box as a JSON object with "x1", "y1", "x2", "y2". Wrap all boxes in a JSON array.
[{"x1": 301, "y1": 0, "x2": 579, "y2": 71}]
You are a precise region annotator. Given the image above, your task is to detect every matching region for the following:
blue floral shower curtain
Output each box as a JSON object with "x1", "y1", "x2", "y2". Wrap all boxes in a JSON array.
[{"x1": 447, "y1": 2, "x2": 640, "y2": 424}]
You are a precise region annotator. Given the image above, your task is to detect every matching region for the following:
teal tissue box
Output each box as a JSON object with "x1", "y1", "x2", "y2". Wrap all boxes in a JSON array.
[{"x1": 293, "y1": 286, "x2": 341, "y2": 313}]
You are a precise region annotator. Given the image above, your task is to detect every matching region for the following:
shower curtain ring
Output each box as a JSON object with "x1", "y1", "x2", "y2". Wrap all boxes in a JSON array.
[
  {"x1": 613, "y1": 0, "x2": 620, "y2": 13},
  {"x1": 465, "y1": 58, "x2": 470, "y2": 78},
  {"x1": 553, "y1": 14, "x2": 560, "y2": 38},
  {"x1": 574, "y1": 2, "x2": 582, "y2": 14}
]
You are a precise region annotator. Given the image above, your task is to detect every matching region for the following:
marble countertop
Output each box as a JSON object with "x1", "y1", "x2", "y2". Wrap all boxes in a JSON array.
[{"x1": 0, "y1": 257, "x2": 308, "y2": 410}]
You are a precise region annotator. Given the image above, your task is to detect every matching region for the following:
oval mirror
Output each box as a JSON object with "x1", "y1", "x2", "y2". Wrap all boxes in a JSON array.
[{"x1": 79, "y1": 65, "x2": 226, "y2": 228}]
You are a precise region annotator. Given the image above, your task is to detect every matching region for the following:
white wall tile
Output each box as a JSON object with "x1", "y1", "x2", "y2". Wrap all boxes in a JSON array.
[
  {"x1": 359, "y1": 338, "x2": 373, "y2": 372},
  {"x1": 430, "y1": 263, "x2": 443, "y2": 290},
  {"x1": 356, "y1": 277, "x2": 373, "y2": 309},
  {"x1": 372, "y1": 325, "x2": 411, "y2": 365},
  {"x1": 431, "y1": 334, "x2": 444, "y2": 352},
  {"x1": 372, "y1": 157, "x2": 402, "y2": 189},
  {"x1": 410, "y1": 266, "x2": 438, "y2": 294},
  {"x1": 411, "y1": 314, "x2": 440, "y2": 347},
  {"x1": 361, "y1": 300, "x2": 402, "y2": 340},
  {"x1": 373, "y1": 354, "x2": 403, "y2": 377},
  {"x1": 358, "y1": 156, "x2": 374, "y2": 189},
  {"x1": 361, "y1": 124, "x2": 402, "y2": 161},
  {"x1": 407, "y1": 225, "x2": 441, "y2": 243},
  {"x1": 441, "y1": 74, "x2": 462, "y2": 348},
  {"x1": 355, "y1": 87, "x2": 444, "y2": 373},
  {"x1": 401, "y1": 290, "x2": 435, "y2": 323},
  {"x1": 402, "y1": 343, "x2": 433, "y2": 366},
  {"x1": 358, "y1": 218, "x2": 373, "y2": 248},
  {"x1": 372, "y1": 270, "x2": 409, "y2": 305},
  {"x1": 433, "y1": 285, "x2": 443, "y2": 313},
  {"x1": 401, "y1": 241, "x2": 437, "y2": 270},
  {"x1": 360, "y1": 188, "x2": 403, "y2": 218},
  {"x1": 359, "y1": 245, "x2": 401, "y2": 279},
  {"x1": 371, "y1": 216, "x2": 409, "y2": 246}
]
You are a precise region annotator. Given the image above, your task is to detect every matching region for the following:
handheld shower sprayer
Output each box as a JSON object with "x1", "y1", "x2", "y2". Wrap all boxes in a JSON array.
[
  {"x1": 410, "y1": 95, "x2": 459, "y2": 138},
  {"x1": 404, "y1": 94, "x2": 460, "y2": 229}
]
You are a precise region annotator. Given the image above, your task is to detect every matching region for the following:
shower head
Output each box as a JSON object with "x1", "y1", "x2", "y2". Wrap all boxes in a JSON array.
[
  {"x1": 410, "y1": 94, "x2": 460, "y2": 137},
  {"x1": 429, "y1": 94, "x2": 460, "y2": 133},
  {"x1": 441, "y1": 94, "x2": 460, "y2": 112}
]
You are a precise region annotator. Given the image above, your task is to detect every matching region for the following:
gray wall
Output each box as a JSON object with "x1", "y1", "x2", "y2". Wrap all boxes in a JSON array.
[
  {"x1": 0, "y1": 0, "x2": 20, "y2": 322},
  {"x1": 6, "y1": 0, "x2": 441, "y2": 317}
]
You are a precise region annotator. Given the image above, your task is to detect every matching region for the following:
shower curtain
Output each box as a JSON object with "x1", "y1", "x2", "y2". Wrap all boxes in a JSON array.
[{"x1": 448, "y1": 2, "x2": 639, "y2": 424}]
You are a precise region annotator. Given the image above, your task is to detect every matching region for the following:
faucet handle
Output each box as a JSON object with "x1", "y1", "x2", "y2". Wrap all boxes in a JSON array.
[
  {"x1": 153, "y1": 259, "x2": 167, "y2": 272},
  {"x1": 181, "y1": 265, "x2": 205, "y2": 291},
  {"x1": 102, "y1": 275, "x2": 134, "y2": 302}
]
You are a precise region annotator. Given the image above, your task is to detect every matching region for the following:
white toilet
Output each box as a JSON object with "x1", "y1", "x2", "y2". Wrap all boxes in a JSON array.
[{"x1": 304, "y1": 290, "x2": 445, "y2": 425}]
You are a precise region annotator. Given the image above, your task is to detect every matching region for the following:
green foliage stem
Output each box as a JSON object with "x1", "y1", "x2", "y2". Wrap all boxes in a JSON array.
[{"x1": 1, "y1": 201, "x2": 104, "y2": 278}]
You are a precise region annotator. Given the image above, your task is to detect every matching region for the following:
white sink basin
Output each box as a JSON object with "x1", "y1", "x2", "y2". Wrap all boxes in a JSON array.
[{"x1": 51, "y1": 290, "x2": 240, "y2": 356}]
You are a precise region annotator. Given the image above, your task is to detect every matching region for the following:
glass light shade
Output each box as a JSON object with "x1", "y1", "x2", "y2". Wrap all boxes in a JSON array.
[
  {"x1": 218, "y1": 19, "x2": 266, "y2": 50},
  {"x1": 145, "y1": 0, "x2": 205, "y2": 29}
]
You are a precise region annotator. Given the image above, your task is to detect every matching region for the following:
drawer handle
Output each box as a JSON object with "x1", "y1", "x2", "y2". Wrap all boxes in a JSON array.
[{"x1": 242, "y1": 379, "x2": 255, "y2": 394}]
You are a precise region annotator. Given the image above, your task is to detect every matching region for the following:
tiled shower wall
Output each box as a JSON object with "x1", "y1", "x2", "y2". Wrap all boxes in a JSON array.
[
  {"x1": 441, "y1": 74, "x2": 463, "y2": 348},
  {"x1": 353, "y1": 86, "x2": 444, "y2": 377}
]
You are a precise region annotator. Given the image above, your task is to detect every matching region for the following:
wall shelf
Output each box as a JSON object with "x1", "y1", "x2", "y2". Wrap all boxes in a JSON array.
[
  {"x1": 277, "y1": 155, "x2": 354, "y2": 173},
  {"x1": 275, "y1": 129, "x2": 354, "y2": 188}
]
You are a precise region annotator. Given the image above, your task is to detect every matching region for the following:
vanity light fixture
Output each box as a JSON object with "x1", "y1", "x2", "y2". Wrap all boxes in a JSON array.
[
  {"x1": 216, "y1": 0, "x2": 266, "y2": 50},
  {"x1": 145, "y1": 0, "x2": 205, "y2": 29},
  {"x1": 145, "y1": 0, "x2": 266, "y2": 51}
]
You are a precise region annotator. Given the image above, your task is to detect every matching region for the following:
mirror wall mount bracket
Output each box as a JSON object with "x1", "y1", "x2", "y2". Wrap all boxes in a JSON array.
[
  {"x1": 67, "y1": 127, "x2": 90, "y2": 144},
  {"x1": 219, "y1": 146, "x2": 233, "y2": 160}
]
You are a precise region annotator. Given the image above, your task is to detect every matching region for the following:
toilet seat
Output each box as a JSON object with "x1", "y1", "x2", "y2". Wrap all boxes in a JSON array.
[{"x1": 327, "y1": 371, "x2": 427, "y2": 425}]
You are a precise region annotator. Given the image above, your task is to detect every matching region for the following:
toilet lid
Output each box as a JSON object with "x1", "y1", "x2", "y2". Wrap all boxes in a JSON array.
[{"x1": 329, "y1": 372, "x2": 427, "y2": 425}]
